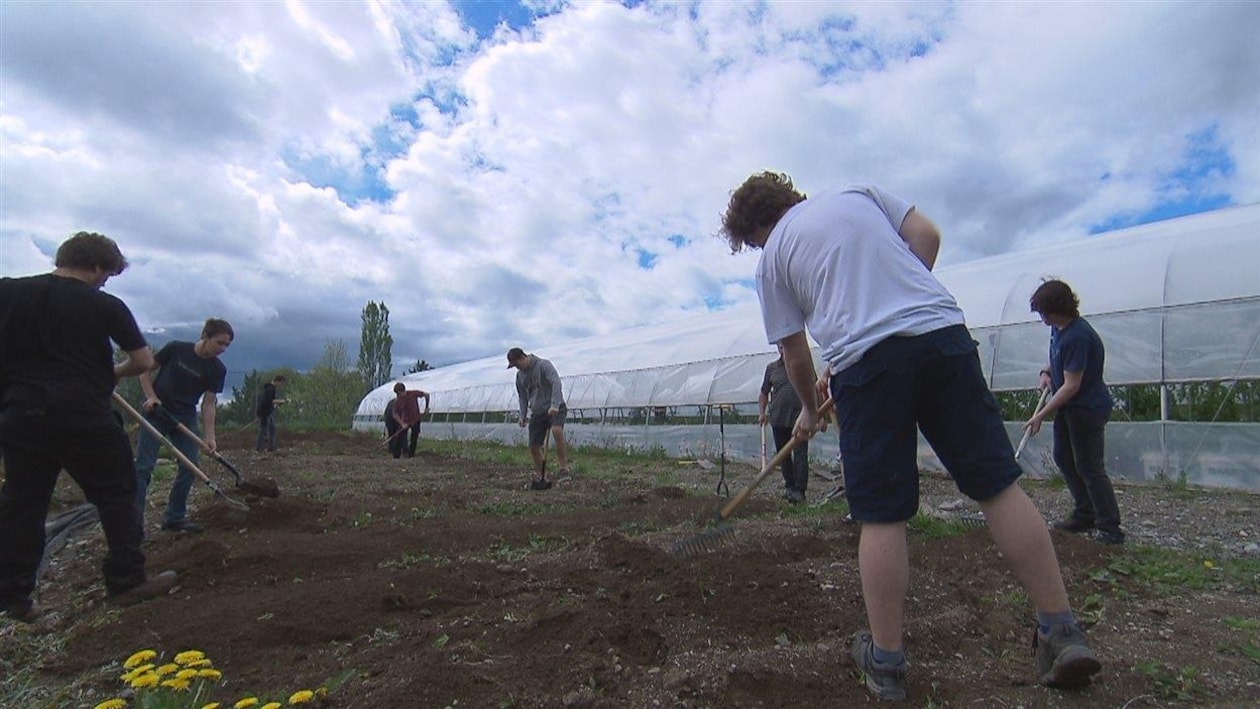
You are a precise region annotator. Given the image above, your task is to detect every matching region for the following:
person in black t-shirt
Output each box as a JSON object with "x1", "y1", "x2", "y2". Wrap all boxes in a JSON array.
[
  {"x1": 0, "y1": 232, "x2": 178, "y2": 622},
  {"x1": 254, "y1": 374, "x2": 287, "y2": 453},
  {"x1": 134, "y1": 318, "x2": 233, "y2": 534}
]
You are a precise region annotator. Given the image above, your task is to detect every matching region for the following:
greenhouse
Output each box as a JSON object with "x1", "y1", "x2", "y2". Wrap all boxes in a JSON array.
[{"x1": 354, "y1": 203, "x2": 1260, "y2": 490}]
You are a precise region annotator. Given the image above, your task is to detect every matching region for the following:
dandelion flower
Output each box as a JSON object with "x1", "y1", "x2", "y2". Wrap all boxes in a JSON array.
[
  {"x1": 175, "y1": 650, "x2": 207, "y2": 665},
  {"x1": 234, "y1": 699, "x2": 260, "y2": 709},
  {"x1": 129, "y1": 673, "x2": 159, "y2": 690},
  {"x1": 260, "y1": 703, "x2": 283, "y2": 709},
  {"x1": 288, "y1": 689, "x2": 315, "y2": 704},
  {"x1": 186, "y1": 658, "x2": 214, "y2": 668},
  {"x1": 94, "y1": 699, "x2": 128, "y2": 709},
  {"x1": 160, "y1": 677, "x2": 192, "y2": 691},
  {"x1": 201, "y1": 704, "x2": 221, "y2": 709},
  {"x1": 176, "y1": 668, "x2": 199, "y2": 680},
  {"x1": 156, "y1": 663, "x2": 180, "y2": 676},
  {"x1": 124, "y1": 649, "x2": 157, "y2": 668},
  {"x1": 121, "y1": 664, "x2": 155, "y2": 681},
  {"x1": 197, "y1": 668, "x2": 224, "y2": 680}
]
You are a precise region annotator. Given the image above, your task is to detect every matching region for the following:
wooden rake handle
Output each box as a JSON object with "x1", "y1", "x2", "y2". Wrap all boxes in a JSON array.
[
  {"x1": 718, "y1": 397, "x2": 834, "y2": 520},
  {"x1": 1014, "y1": 388, "x2": 1050, "y2": 460}
]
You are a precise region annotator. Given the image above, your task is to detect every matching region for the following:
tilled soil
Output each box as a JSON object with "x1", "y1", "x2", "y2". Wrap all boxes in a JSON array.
[{"x1": 5, "y1": 429, "x2": 1259, "y2": 708}]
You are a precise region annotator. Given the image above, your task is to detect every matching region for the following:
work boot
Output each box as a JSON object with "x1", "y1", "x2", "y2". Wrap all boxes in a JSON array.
[
  {"x1": 1032, "y1": 623, "x2": 1102, "y2": 688},
  {"x1": 1051, "y1": 516, "x2": 1095, "y2": 534},
  {"x1": 108, "y1": 571, "x2": 179, "y2": 607},
  {"x1": 851, "y1": 630, "x2": 907, "y2": 701},
  {"x1": 1094, "y1": 529, "x2": 1126, "y2": 546},
  {"x1": 785, "y1": 489, "x2": 806, "y2": 504}
]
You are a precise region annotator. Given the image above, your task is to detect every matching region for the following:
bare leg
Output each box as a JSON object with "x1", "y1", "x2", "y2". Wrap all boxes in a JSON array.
[
  {"x1": 858, "y1": 521, "x2": 909, "y2": 652},
  {"x1": 552, "y1": 426, "x2": 569, "y2": 471},
  {"x1": 979, "y1": 483, "x2": 1071, "y2": 614}
]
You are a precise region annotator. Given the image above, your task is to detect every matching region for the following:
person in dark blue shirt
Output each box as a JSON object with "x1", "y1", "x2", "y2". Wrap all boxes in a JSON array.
[{"x1": 1024, "y1": 279, "x2": 1125, "y2": 545}]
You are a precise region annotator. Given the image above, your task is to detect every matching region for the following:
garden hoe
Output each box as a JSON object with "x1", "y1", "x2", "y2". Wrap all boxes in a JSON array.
[
  {"x1": 529, "y1": 427, "x2": 553, "y2": 490},
  {"x1": 112, "y1": 393, "x2": 250, "y2": 513},
  {"x1": 1015, "y1": 388, "x2": 1050, "y2": 460},
  {"x1": 670, "y1": 396, "x2": 835, "y2": 557},
  {"x1": 147, "y1": 403, "x2": 280, "y2": 498}
]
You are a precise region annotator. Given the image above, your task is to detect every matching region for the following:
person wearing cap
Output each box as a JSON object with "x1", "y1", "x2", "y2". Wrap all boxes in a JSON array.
[
  {"x1": 506, "y1": 347, "x2": 570, "y2": 487},
  {"x1": 1, "y1": 231, "x2": 178, "y2": 622},
  {"x1": 389, "y1": 382, "x2": 430, "y2": 459}
]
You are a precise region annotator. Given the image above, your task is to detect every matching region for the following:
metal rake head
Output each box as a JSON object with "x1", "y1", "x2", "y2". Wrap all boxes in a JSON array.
[{"x1": 669, "y1": 521, "x2": 736, "y2": 557}]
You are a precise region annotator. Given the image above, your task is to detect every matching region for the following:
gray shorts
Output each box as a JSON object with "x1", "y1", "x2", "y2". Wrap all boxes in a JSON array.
[{"x1": 528, "y1": 406, "x2": 567, "y2": 447}]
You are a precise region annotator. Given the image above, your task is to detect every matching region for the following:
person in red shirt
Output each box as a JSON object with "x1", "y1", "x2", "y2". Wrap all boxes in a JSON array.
[{"x1": 390, "y1": 382, "x2": 430, "y2": 459}]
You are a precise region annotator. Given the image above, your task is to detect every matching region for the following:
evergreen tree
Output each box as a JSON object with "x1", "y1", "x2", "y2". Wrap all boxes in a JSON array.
[
  {"x1": 404, "y1": 359, "x2": 433, "y2": 374},
  {"x1": 357, "y1": 301, "x2": 393, "y2": 394}
]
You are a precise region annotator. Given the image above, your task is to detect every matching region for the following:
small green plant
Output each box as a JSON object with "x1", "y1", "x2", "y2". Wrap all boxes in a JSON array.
[
  {"x1": 1138, "y1": 662, "x2": 1207, "y2": 701},
  {"x1": 907, "y1": 513, "x2": 969, "y2": 539}
]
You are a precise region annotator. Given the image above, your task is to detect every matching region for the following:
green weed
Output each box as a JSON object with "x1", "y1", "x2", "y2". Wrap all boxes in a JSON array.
[{"x1": 1138, "y1": 662, "x2": 1207, "y2": 700}]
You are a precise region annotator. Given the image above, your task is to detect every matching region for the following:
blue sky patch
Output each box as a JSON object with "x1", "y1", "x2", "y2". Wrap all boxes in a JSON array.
[
  {"x1": 453, "y1": 0, "x2": 537, "y2": 39},
  {"x1": 283, "y1": 147, "x2": 396, "y2": 206}
]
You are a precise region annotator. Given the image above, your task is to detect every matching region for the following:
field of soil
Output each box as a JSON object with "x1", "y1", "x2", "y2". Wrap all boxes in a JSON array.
[{"x1": 3, "y1": 428, "x2": 1259, "y2": 708}]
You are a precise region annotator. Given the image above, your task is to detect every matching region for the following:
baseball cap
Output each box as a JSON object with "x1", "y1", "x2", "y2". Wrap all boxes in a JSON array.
[{"x1": 506, "y1": 347, "x2": 526, "y2": 368}]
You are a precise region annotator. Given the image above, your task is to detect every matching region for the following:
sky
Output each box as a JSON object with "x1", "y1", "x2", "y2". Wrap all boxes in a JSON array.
[{"x1": 2, "y1": 0, "x2": 1258, "y2": 395}]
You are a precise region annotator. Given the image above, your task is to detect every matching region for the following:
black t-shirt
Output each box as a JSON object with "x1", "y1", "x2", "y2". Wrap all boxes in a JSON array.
[
  {"x1": 152, "y1": 340, "x2": 227, "y2": 415},
  {"x1": 0, "y1": 273, "x2": 147, "y2": 414},
  {"x1": 256, "y1": 382, "x2": 278, "y2": 417}
]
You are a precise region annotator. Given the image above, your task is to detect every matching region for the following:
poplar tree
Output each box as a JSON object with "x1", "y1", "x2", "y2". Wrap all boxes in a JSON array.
[{"x1": 357, "y1": 301, "x2": 393, "y2": 394}]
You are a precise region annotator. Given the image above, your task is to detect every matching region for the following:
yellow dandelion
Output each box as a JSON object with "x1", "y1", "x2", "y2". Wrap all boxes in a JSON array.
[
  {"x1": 160, "y1": 677, "x2": 192, "y2": 691},
  {"x1": 197, "y1": 668, "x2": 223, "y2": 681},
  {"x1": 201, "y1": 704, "x2": 221, "y2": 709},
  {"x1": 260, "y1": 703, "x2": 283, "y2": 709},
  {"x1": 156, "y1": 663, "x2": 180, "y2": 676},
  {"x1": 234, "y1": 699, "x2": 260, "y2": 709},
  {"x1": 121, "y1": 664, "x2": 155, "y2": 681},
  {"x1": 124, "y1": 649, "x2": 157, "y2": 668},
  {"x1": 176, "y1": 668, "x2": 199, "y2": 680},
  {"x1": 129, "y1": 673, "x2": 159, "y2": 690},
  {"x1": 288, "y1": 689, "x2": 315, "y2": 704},
  {"x1": 94, "y1": 699, "x2": 128, "y2": 709},
  {"x1": 1204, "y1": 560, "x2": 1216, "y2": 569},
  {"x1": 186, "y1": 658, "x2": 214, "y2": 668},
  {"x1": 175, "y1": 650, "x2": 207, "y2": 665}
]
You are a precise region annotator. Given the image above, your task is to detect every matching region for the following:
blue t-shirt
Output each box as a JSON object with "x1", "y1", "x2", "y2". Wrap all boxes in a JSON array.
[
  {"x1": 1049, "y1": 317, "x2": 1112, "y2": 415},
  {"x1": 152, "y1": 340, "x2": 226, "y2": 415}
]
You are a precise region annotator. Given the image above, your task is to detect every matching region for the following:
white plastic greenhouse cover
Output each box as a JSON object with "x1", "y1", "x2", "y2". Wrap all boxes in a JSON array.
[{"x1": 354, "y1": 203, "x2": 1260, "y2": 489}]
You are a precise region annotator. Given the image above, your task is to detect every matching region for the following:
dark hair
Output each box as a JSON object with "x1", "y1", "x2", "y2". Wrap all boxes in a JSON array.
[
  {"x1": 54, "y1": 232, "x2": 128, "y2": 275},
  {"x1": 719, "y1": 171, "x2": 806, "y2": 253},
  {"x1": 1029, "y1": 279, "x2": 1080, "y2": 319},
  {"x1": 393, "y1": 382, "x2": 406, "y2": 393},
  {"x1": 201, "y1": 318, "x2": 234, "y2": 341}
]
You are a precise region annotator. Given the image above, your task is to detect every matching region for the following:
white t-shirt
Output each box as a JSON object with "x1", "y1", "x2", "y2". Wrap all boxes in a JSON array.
[{"x1": 756, "y1": 185, "x2": 965, "y2": 373}]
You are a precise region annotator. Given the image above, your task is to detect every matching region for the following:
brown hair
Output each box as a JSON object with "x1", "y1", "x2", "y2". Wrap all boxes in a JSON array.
[
  {"x1": 1029, "y1": 279, "x2": 1080, "y2": 319},
  {"x1": 201, "y1": 318, "x2": 234, "y2": 341},
  {"x1": 54, "y1": 232, "x2": 128, "y2": 275},
  {"x1": 719, "y1": 171, "x2": 806, "y2": 253}
]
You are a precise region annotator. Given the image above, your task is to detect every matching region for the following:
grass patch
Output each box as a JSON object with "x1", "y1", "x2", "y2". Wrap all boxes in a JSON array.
[
  {"x1": 907, "y1": 513, "x2": 972, "y2": 539},
  {"x1": 484, "y1": 534, "x2": 569, "y2": 562},
  {"x1": 1088, "y1": 547, "x2": 1260, "y2": 596}
]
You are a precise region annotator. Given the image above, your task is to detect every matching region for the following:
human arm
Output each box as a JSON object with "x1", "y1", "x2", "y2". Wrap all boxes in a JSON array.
[
  {"x1": 201, "y1": 391, "x2": 218, "y2": 452},
  {"x1": 778, "y1": 331, "x2": 822, "y2": 440},
  {"x1": 899, "y1": 208, "x2": 941, "y2": 271},
  {"x1": 114, "y1": 346, "x2": 155, "y2": 381},
  {"x1": 516, "y1": 374, "x2": 529, "y2": 424},
  {"x1": 541, "y1": 360, "x2": 564, "y2": 415},
  {"x1": 757, "y1": 366, "x2": 771, "y2": 425},
  {"x1": 1024, "y1": 369, "x2": 1083, "y2": 436},
  {"x1": 422, "y1": 391, "x2": 431, "y2": 416}
]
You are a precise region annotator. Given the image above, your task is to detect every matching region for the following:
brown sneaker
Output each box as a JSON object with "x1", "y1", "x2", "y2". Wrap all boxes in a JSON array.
[{"x1": 108, "y1": 571, "x2": 179, "y2": 607}]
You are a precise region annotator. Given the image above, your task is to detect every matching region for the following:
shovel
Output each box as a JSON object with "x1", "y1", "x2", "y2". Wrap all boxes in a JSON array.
[
  {"x1": 112, "y1": 392, "x2": 250, "y2": 512},
  {"x1": 146, "y1": 403, "x2": 281, "y2": 498}
]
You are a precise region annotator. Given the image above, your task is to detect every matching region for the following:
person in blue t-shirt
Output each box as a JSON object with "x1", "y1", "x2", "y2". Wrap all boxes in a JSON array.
[
  {"x1": 1024, "y1": 279, "x2": 1125, "y2": 545},
  {"x1": 134, "y1": 318, "x2": 233, "y2": 534}
]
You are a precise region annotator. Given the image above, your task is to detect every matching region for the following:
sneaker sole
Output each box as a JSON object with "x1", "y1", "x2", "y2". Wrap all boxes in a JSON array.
[{"x1": 1041, "y1": 647, "x2": 1102, "y2": 688}]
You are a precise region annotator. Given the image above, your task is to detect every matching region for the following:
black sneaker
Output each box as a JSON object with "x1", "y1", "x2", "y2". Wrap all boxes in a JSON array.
[
  {"x1": 785, "y1": 489, "x2": 806, "y2": 504},
  {"x1": 529, "y1": 478, "x2": 553, "y2": 491},
  {"x1": 851, "y1": 630, "x2": 907, "y2": 701},
  {"x1": 1051, "y1": 517, "x2": 1095, "y2": 534},
  {"x1": 1094, "y1": 529, "x2": 1126, "y2": 545},
  {"x1": 108, "y1": 571, "x2": 179, "y2": 607},
  {"x1": 1032, "y1": 623, "x2": 1102, "y2": 688},
  {"x1": 161, "y1": 519, "x2": 204, "y2": 534}
]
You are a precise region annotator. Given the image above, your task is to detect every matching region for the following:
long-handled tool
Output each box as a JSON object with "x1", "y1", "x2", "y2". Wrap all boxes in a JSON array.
[
  {"x1": 529, "y1": 426, "x2": 553, "y2": 490},
  {"x1": 147, "y1": 404, "x2": 280, "y2": 498},
  {"x1": 671, "y1": 397, "x2": 834, "y2": 556},
  {"x1": 112, "y1": 393, "x2": 250, "y2": 512},
  {"x1": 1015, "y1": 388, "x2": 1051, "y2": 460},
  {"x1": 760, "y1": 421, "x2": 767, "y2": 469}
]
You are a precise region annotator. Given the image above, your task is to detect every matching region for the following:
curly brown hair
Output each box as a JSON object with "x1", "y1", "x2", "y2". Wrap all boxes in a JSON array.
[
  {"x1": 1029, "y1": 279, "x2": 1080, "y2": 319},
  {"x1": 719, "y1": 171, "x2": 806, "y2": 253}
]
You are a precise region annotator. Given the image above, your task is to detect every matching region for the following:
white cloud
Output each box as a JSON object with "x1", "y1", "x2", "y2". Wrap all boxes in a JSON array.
[{"x1": 2, "y1": 0, "x2": 1256, "y2": 390}]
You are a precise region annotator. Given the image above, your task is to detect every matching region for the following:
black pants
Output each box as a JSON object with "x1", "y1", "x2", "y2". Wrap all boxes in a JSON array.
[
  {"x1": 388, "y1": 422, "x2": 420, "y2": 459},
  {"x1": 771, "y1": 426, "x2": 809, "y2": 493},
  {"x1": 1053, "y1": 408, "x2": 1122, "y2": 533},
  {"x1": 0, "y1": 408, "x2": 146, "y2": 611}
]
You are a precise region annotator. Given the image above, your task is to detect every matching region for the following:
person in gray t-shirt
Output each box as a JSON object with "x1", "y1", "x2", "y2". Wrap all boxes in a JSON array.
[
  {"x1": 759, "y1": 344, "x2": 808, "y2": 503},
  {"x1": 507, "y1": 347, "x2": 569, "y2": 487}
]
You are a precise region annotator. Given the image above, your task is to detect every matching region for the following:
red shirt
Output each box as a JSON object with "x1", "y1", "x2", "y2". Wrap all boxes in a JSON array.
[{"x1": 393, "y1": 390, "x2": 427, "y2": 426}]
